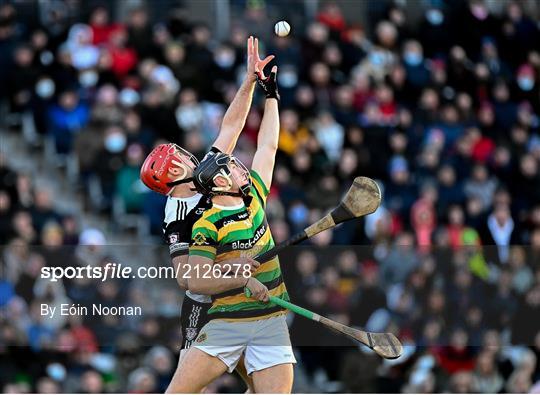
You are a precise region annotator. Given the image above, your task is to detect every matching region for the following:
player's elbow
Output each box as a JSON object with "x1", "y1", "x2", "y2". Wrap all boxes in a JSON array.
[
  {"x1": 177, "y1": 277, "x2": 188, "y2": 290},
  {"x1": 266, "y1": 140, "x2": 279, "y2": 152}
]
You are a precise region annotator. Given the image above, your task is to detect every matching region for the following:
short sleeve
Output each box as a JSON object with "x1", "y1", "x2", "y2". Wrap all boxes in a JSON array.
[
  {"x1": 250, "y1": 169, "x2": 269, "y2": 206},
  {"x1": 189, "y1": 219, "x2": 218, "y2": 260}
]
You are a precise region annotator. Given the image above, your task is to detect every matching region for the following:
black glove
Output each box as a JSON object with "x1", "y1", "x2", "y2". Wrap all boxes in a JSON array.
[{"x1": 255, "y1": 69, "x2": 280, "y2": 101}]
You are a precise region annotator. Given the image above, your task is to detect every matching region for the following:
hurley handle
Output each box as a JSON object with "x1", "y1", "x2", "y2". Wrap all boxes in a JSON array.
[
  {"x1": 253, "y1": 230, "x2": 308, "y2": 263},
  {"x1": 244, "y1": 288, "x2": 316, "y2": 320}
]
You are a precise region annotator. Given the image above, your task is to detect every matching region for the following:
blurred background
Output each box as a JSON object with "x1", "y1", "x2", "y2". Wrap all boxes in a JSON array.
[{"x1": 1, "y1": 0, "x2": 540, "y2": 392}]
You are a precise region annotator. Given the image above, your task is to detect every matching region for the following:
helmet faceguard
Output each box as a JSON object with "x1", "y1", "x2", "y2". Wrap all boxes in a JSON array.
[
  {"x1": 140, "y1": 143, "x2": 199, "y2": 195},
  {"x1": 193, "y1": 153, "x2": 251, "y2": 197}
]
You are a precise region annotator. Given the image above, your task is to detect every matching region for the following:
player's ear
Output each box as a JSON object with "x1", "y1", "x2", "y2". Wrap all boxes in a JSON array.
[
  {"x1": 214, "y1": 175, "x2": 229, "y2": 187},
  {"x1": 169, "y1": 166, "x2": 187, "y2": 178}
]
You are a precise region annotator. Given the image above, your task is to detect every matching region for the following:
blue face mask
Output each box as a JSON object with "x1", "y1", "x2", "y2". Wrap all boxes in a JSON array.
[
  {"x1": 404, "y1": 51, "x2": 423, "y2": 66},
  {"x1": 280, "y1": 71, "x2": 298, "y2": 88},
  {"x1": 214, "y1": 51, "x2": 235, "y2": 68},
  {"x1": 79, "y1": 70, "x2": 98, "y2": 87},
  {"x1": 370, "y1": 52, "x2": 384, "y2": 66},
  {"x1": 426, "y1": 9, "x2": 444, "y2": 25},
  {"x1": 36, "y1": 78, "x2": 55, "y2": 98},
  {"x1": 518, "y1": 77, "x2": 534, "y2": 91},
  {"x1": 46, "y1": 363, "x2": 66, "y2": 381},
  {"x1": 289, "y1": 204, "x2": 309, "y2": 224},
  {"x1": 105, "y1": 133, "x2": 127, "y2": 153}
]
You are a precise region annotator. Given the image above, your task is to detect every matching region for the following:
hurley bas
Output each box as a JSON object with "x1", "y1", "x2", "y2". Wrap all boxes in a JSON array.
[{"x1": 41, "y1": 303, "x2": 142, "y2": 318}]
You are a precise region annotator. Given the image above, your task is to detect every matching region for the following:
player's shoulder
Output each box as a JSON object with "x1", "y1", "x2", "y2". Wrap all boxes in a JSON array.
[
  {"x1": 164, "y1": 193, "x2": 209, "y2": 228},
  {"x1": 249, "y1": 169, "x2": 269, "y2": 203},
  {"x1": 195, "y1": 205, "x2": 223, "y2": 225}
]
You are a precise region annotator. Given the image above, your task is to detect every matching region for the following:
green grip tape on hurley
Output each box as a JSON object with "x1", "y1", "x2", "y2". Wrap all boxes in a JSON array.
[{"x1": 244, "y1": 287, "x2": 315, "y2": 320}]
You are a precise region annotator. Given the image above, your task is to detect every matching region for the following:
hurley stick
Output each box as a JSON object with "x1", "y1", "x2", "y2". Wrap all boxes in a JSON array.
[
  {"x1": 244, "y1": 289, "x2": 403, "y2": 359},
  {"x1": 255, "y1": 176, "x2": 381, "y2": 263}
]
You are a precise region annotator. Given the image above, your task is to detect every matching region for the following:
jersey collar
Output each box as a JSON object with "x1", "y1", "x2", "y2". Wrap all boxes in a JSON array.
[
  {"x1": 168, "y1": 193, "x2": 203, "y2": 204},
  {"x1": 212, "y1": 202, "x2": 245, "y2": 211}
]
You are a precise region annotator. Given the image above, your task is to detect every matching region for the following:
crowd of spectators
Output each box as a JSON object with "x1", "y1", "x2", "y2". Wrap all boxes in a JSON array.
[{"x1": 1, "y1": 0, "x2": 540, "y2": 392}]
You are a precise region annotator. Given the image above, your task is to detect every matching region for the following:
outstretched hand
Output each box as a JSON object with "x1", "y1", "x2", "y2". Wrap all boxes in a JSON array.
[
  {"x1": 246, "y1": 36, "x2": 274, "y2": 82},
  {"x1": 256, "y1": 65, "x2": 280, "y2": 100}
]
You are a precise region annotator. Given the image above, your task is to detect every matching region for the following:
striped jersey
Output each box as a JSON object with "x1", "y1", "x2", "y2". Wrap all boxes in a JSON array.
[
  {"x1": 189, "y1": 170, "x2": 289, "y2": 321},
  {"x1": 163, "y1": 193, "x2": 212, "y2": 303},
  {"x1": 163, "y1": 193, "x2": 210, "y2": 257},
  {"x1": 161, "y1": 146, "x2": 221, "y2": 258}
]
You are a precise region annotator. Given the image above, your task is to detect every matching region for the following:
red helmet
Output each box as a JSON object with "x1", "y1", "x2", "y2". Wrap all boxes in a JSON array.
[{"x1": 140, "y1": 143, "x2": 199, "y2": 195}]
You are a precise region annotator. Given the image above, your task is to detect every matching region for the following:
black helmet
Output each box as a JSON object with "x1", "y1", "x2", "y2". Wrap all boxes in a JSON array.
[{"x1": 193, "y1": 152, "x2": 251, "y2": 197}]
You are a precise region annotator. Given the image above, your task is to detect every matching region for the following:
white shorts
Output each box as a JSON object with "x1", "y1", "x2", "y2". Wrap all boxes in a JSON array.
[{"x1": 193, "y1": 314, "x2": 296, "y2": 374}]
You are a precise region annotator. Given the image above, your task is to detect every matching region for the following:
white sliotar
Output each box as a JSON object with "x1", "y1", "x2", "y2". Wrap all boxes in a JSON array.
[{"x1": 274, "y1": 21, "x2": 291, "y2": 37}]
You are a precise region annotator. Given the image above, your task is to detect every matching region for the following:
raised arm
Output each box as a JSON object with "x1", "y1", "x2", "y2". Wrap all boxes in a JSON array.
[
  {"x1": 212, "y1": 37, "x2": 274, "y2": 154},
  {"x1": 251, "y1": 66, "x2": 280, "y2": 189}
]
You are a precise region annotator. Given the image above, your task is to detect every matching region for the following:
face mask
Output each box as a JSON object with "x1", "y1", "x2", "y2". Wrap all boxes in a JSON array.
[
  {"x1": 89, "y1": 354, "x2": 115, "y2": 372},
  {"x1": 36, "y1": 78, "x2": 55, "y2": 98},
  {"x1": 215, "y1": 51, "x2": 235, "y2": 68},
  {"x1": 79, "y1": 70, "x2": 98, "y2": 87},
  {"x1": 426, "y1": 9, "x2": 444, "y2": 25},
  {"x1": 46, "y1": 363, "x2": 66, "y2": 381},
  {"x1": 289, "y1": 204, "x2": 309, "y2": 224},
  {"x1": 119, "y1": 88, "x2": 140, "y2": 107},
  {"x1": 404, "y1": 51, "x2": 423, "y2": 66},
  {"x1": 280, "y1": 70, "x2": 298, "y2": 88},
  {"x1": 369, "y1": 52, "x2": 384, "y2": 66},
  {"x1": 105, "y1": 132, "x2": 127, "y2": 153},
  {"x1": 176, "y1": 106, "x2": 201, "y2": 129},
  {"x1": 518, "y1": 77, "x2": 534, "y2": 91}
]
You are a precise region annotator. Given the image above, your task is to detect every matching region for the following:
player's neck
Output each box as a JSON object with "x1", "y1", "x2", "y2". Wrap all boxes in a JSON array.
[
  {"x1": 170, "y1": 182, "x2": 197, "y2": 198},
  {"x1": 212, "y1": 195, "x2": 244, "y2": 208}
]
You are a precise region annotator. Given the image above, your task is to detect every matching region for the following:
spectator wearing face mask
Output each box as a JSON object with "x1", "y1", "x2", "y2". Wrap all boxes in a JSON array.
[
  {"x1": 402, "y1": 40, "x2": 430, "y2": 95},
  {"x1": 92, "y1": 126, "x2": 127, "y2": 212},
  {"x1": 312, "y1": 111, "x2": 344, "y2": 163},
  {"x1": 512, "y1": 64, "x2": 539, "y2": 113},
  {"x1": 63, "y1": 24, "x2": 100, "y2": 71},
  {"x1": 419, "y1": 6, "x2": 452, "y2": 58},
  {"x1": 212, "y1": 42, "x2": 238, "y2": 83}
]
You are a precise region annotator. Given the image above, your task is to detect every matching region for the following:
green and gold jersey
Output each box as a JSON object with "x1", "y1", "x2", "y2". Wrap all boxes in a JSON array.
[{"x1": 189, "y1": 170, "x2": 289, "y2": 321}]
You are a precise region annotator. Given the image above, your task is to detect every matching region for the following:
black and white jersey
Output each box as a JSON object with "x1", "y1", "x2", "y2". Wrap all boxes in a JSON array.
[
  {"x1": 162, "y1": 146, "x2": 219, "y2": 305},
  {"x1": 162, "y1": 193, "x2": 211, "y2": 258},
  {"x1": 163, "y1": 193, "x2": 212, "y2": 304}
]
